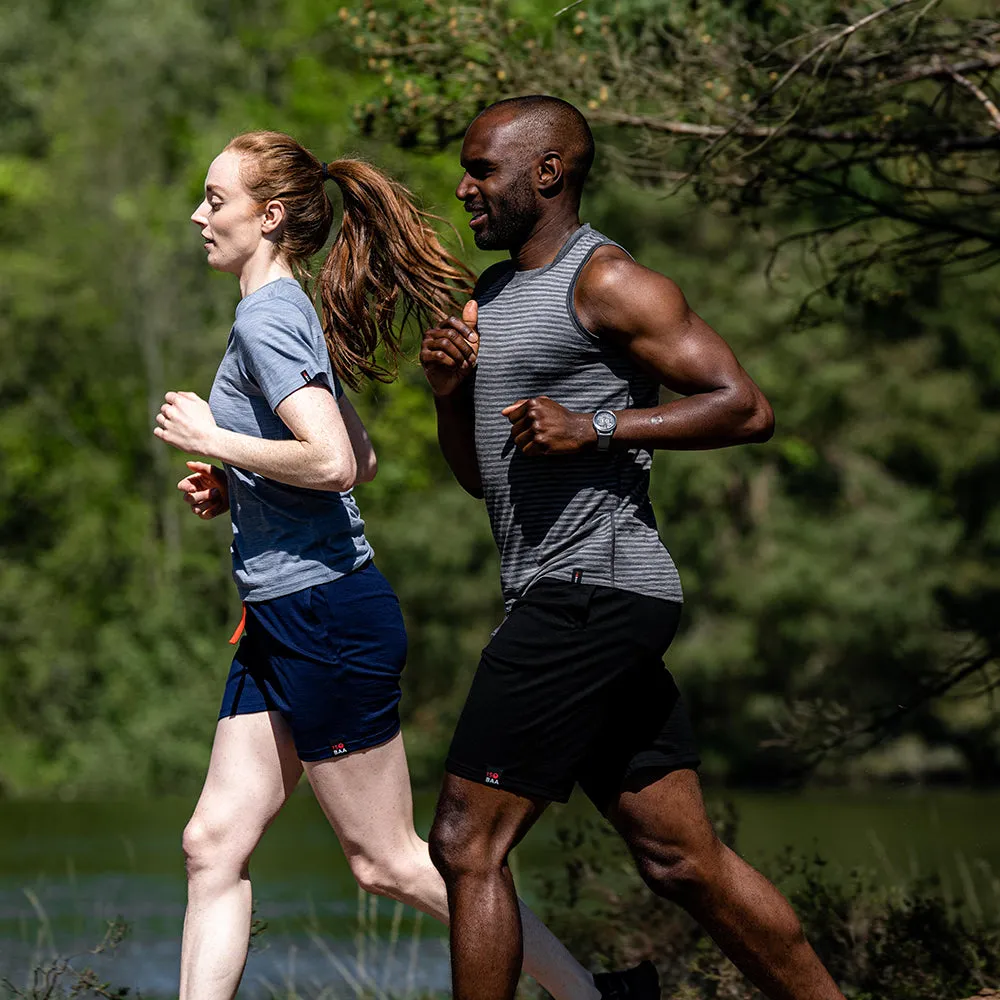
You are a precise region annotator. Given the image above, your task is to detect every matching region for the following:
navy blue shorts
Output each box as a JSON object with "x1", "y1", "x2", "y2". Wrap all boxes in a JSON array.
[{"x1": 219, "y1": 562, "x2": 407, "y2": 762}]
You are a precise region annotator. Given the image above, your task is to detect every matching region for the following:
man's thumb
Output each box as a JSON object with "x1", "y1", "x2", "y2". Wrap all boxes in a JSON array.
[{"x1": 463, "y1": 299, "x2": 478, "y2": 326}]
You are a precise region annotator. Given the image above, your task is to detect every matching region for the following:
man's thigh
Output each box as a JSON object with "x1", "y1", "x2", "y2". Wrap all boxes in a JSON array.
[{"x1": 606, "y1": 767, "x2": 717, "y2": 861}]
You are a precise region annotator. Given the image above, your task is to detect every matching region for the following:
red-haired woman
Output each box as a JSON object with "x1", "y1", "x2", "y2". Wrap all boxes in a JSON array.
[{"x1": 153, "y1": 133, "x2": 623, "y2": 1000}]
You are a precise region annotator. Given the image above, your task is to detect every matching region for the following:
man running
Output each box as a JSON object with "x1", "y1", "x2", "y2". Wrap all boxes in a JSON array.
[{"x1": 420, "y1": 95, "x2": 847, "y2": 1000}]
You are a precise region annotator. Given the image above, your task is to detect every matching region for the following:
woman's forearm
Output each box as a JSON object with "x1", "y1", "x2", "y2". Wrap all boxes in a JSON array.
[{"x1": 207, "y1": 427, "x2": 357, "y2": 492}]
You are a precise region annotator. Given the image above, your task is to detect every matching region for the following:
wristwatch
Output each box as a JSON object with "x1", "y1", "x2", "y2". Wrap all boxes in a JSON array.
[{"x1": 592, "y1": 409, "x2": 617, "y2": 452}]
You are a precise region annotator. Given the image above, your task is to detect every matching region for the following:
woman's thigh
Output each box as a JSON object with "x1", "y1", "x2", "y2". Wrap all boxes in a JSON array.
[
  {"x1": 187, "y1": 711, "x2": 303, "y2": 860},
  {"x1": 304, "y1": 730, "x2": 418, "y2": 858}
]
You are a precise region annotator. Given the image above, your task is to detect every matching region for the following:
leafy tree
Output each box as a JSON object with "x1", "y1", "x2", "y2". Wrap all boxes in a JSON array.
[{"x1": 350, "y1": 0, "x2": 1000, "y2": 292}]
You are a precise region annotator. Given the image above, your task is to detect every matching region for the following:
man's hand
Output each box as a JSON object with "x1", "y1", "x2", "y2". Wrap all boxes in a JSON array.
[
  {"x1": 421, "y1": 300, "x2": 479, "y2": 398},
  {"x1": 501, "y1": 397, "x2": 595, "y2": 456},
  {"x1": 154, "y1": 391, "x2": 219, "y2": 455},
  {"x1": 177, "y1": 461, "x2": 229, "y2": 520}
]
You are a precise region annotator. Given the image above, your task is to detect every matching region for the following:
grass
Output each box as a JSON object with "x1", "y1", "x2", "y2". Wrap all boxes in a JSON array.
[{"x1": 530, "y1": 803, "x2": 1000, "y2": 1000}]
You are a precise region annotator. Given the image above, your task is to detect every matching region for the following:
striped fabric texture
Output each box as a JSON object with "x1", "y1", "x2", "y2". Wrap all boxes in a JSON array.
[{"x1": 472, "y1": 224, "x2": 683, "y2": 609}]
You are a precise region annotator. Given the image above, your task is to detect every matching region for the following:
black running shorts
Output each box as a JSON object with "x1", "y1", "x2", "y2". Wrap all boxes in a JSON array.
[{"x1": 445, "y1": 578, "x2": 700, "y2": 812}]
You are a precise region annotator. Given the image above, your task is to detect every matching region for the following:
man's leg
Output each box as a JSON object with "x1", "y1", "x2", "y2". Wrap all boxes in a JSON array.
[
  {"x1": 609, "y1": 768, "x2": 845, "y2": 1000},
  {"x1": 429, "y1": 773, "x2": 549, "y2": 1000},
  {"x1": 306, "y1": 732, "x2": 598, "y2": 1000}
]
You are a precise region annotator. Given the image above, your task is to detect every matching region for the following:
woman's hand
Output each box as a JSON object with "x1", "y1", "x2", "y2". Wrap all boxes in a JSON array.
[
  {"x1": 155, "y1": 391, "x2": 219, "y2": 455},
  {"x1": 177, "y1": 461, "x2": 229, "y2": 520}
]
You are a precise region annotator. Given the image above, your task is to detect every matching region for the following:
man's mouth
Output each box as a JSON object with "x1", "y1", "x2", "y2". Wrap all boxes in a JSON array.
[{"x1": 466, "y1": 206, "x2": 488, "y2": 230}]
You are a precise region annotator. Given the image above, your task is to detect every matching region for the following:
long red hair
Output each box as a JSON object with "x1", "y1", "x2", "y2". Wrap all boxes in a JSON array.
[{"x1": 225, "y1": 131, "x2": 473, "y2": 390}]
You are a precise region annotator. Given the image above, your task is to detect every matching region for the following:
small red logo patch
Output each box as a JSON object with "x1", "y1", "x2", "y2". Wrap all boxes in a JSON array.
[
  {"x1": 331, "y1": 742, "x2": 348, "y2": 756},
  {"x1": 485, "y1": 770, "x2": 501, "y2": 786},
  {"x1": 301, "y1": 369, "x2": 311, "y2": 383}
]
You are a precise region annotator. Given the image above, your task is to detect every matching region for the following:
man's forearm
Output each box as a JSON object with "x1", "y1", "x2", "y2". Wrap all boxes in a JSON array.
[
  {"x1": 612, "y1": 386, "x2": 774, "y2": 451},
  {"x1": 435, "y1": 392, "x2": 483, "y2": 498}
]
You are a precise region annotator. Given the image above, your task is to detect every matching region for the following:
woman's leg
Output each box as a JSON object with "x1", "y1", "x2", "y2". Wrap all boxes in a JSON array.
[
  {"x1": 180, "y1": 711, "x2": 303, "y2": 1000},
  {"x1": 304, "y1": 731, "x2": 599, "y2": 1000}
]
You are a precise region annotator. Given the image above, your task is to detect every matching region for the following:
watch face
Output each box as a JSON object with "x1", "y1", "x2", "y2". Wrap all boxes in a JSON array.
[{"x1": 594, "y1": 410, "x2": 616, "y2": 433}]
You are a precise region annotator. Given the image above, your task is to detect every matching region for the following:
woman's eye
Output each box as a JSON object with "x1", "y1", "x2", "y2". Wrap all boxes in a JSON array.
[{"x1": 210, "y1": 201, "x2": 222, "y2": 211}]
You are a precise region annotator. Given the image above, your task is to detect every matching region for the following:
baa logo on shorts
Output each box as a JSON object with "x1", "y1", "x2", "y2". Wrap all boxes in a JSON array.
[
  {"x1": 331, "y1": 743, "x2": 348, "y2": 756},
  {"x1": 485, "y1": 768, "x2": 502, "y2": 787}
]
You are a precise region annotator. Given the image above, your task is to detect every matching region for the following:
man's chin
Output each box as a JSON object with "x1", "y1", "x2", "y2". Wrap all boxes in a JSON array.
[{"x1": 473, "y1": 229, "x2": 507, "y2": 251}]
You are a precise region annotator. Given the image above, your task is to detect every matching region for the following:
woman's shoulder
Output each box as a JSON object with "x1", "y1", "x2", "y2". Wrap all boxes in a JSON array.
[{"x1": 234, "y1": 278, "x2": 320, "y2": 342}]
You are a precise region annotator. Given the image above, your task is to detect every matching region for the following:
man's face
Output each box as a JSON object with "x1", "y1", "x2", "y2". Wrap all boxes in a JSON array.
[{"x1": 456, "y1": 116, "x2": 539, "y2": 252}]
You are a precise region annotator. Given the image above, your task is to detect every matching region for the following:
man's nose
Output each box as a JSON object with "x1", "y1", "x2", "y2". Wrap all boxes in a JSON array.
[{"x1": 456, "y1": 174, "x2": 474, "y2": 201}]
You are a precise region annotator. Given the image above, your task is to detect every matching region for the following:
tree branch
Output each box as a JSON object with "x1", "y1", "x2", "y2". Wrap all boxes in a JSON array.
[
  {"x1": 589, "y1": 109, "x2": 1000, "y2": 151},
  {"x1": 946, "y1": 63, "x2": 1000, "y2": 130}
]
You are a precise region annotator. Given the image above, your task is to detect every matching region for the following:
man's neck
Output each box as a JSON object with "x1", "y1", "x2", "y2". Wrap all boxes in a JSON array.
[{"x1": 510, "y1": 212, "x2": 582, "y2": 271}]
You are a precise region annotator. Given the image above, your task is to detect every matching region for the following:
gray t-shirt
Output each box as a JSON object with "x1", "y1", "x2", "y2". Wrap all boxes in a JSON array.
[{"x1": 208, "y1": 277, "x2": 372, "y2": 602}]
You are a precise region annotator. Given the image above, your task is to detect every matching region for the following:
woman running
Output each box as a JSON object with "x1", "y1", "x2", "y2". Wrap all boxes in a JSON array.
[{"x1": 152, "y1": 131, "x2": 627, "y2": 1000}]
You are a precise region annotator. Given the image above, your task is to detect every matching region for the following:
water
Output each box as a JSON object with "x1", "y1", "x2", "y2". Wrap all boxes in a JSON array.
[{"x1": 1, "y1": 788, "x2": 998, "y2": 995}]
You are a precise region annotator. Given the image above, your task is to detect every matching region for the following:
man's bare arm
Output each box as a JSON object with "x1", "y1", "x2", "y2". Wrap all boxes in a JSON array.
[
  {"x1": 421, "y1": 302, "x2": 483, "y2": 498},
  {"x1": 578, "y1": 247, "x2": 774, "y2": 449},
  {"x1": 502, "y1": 250, "x2": 773, "y2": 456}
]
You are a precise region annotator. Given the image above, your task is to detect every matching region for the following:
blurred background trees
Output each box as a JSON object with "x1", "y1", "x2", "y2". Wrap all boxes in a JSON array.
[{"x1": 0, "y1": 0, "x2": 997, "y2": 798}]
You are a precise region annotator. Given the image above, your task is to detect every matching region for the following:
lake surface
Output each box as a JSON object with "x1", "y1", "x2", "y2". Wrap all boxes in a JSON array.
[{"x1": 1, "y1": 788, "x2": 998, "y2": 996}]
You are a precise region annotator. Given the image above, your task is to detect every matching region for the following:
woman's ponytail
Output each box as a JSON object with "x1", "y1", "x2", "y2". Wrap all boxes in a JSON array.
[{"x1": 319, "y1": 159, "x2": 474, "y2": 391}]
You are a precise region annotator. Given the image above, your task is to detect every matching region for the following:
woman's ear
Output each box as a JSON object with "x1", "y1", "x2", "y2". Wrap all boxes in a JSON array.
[{"x1": 261, "y1": 198, "x2": 286, "y2": 236}]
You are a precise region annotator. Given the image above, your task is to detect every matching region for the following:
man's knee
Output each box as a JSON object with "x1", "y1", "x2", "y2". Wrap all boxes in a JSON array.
[
  {"x1": 429, "y1": 804, "x2": 500, "y2": 882},
  {"x1": 632, "y1": 833, "x2": 723, "y2": 904}
]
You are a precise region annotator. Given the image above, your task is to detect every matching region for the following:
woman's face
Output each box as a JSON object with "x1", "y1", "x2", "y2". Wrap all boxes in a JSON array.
[{"x1": 191, "y1": 151, "x2": 264, "y2": 274}]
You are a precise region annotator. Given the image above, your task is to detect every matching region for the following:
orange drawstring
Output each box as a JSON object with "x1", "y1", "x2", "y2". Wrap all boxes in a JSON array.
[{"x1": 228, "y1": 603, "x2": 247, "y2": 645}]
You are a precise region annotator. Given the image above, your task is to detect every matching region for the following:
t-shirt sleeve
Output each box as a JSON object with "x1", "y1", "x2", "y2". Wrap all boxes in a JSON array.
[{"x1": 233, "y1": 300, "x2": 333, "y2": 412}]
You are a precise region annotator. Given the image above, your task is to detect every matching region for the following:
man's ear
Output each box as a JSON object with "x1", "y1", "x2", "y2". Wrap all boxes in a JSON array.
[
  {"x1": 538, "y1": 152, "x2": 565, "y2": 197},
  {"x1": 261, "y1": 198, "x2": 286, "y2": 236}
]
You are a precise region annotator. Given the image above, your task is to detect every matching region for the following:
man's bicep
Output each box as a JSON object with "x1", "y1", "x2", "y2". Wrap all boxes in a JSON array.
[
  {"x1": 627, "y1": 306, "x2": 750, "y2": 397},
  {"x1": 601, "y1": 266, "x2": 748, "y2": 397}
]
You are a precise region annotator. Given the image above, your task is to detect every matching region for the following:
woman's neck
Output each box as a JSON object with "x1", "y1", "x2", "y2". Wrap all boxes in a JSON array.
[{"x1": 239, "y1": 249, "x2": 295, "y2": 298}]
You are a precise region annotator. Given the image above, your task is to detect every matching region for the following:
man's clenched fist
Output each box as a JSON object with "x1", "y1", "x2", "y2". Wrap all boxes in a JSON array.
[
  {"x1": 421, "y1": 300, "x2": 479, "y2": 398},
  {"x1": 501, "y1": 396, "x2": 596, "y2": 456}
]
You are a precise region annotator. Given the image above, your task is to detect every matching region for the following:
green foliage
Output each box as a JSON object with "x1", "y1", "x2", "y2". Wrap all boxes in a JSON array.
[
  {"x1": 351, "y1": 0, "x2": 1000, "y2": 288},
  {"x1": 0, "y1": 0, "x2": 998, "y2": 798},
  {"x1": 533, "y1": 811, "x2": 1000, "y2": 999}
]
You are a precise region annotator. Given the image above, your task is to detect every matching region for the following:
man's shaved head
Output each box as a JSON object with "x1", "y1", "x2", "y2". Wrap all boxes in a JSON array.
[
  {"x1": 457, "y1": 96, "x2": 595, "y2": 251},
  {"x1": 472, "y1": 95, "x2": 595, "y2": 196}
]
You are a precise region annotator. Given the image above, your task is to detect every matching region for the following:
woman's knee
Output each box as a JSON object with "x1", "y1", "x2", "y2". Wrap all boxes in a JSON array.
[
  {"x1": 348, "y1": 849, "x2": 422, "y2": 900},
  {"x1": 182, "y1": 813, "x2": 254, "y2": 879}
]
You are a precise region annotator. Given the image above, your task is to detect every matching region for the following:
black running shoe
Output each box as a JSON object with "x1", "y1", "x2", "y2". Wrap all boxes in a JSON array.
[{"x1": 593, "y1": 959, "x2": 660, "y2": 1000}]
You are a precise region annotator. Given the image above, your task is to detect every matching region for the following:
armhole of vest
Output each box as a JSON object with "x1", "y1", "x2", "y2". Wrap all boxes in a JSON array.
[{"x1": 566, "y1": 240, "x2": 634, "y2": 342}]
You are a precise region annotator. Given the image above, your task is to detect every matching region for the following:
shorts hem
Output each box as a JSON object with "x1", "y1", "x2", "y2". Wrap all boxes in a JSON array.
[
  {"x1": 445, "y1": 757, "x2": 571, "y2": 803},
  {"x1": 623, "y1": 754, "x2": 702, "y2": 781},
  {"x1": 298, "y1": 720, "x2": 401, "y2": 762},
  {"x1": 218, "y1": 704, "x2": 273, "y2": 722}
]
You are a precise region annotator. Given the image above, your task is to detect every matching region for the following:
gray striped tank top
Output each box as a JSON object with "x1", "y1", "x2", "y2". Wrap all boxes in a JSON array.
[{"x1": 472, "y1": 224, "x2": 683, "y2": 608}]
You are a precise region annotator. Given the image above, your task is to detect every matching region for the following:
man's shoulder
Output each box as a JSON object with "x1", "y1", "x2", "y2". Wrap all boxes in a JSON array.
[{"x1": 473, "y1": 261, "x2": 515, "y2": 303}]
